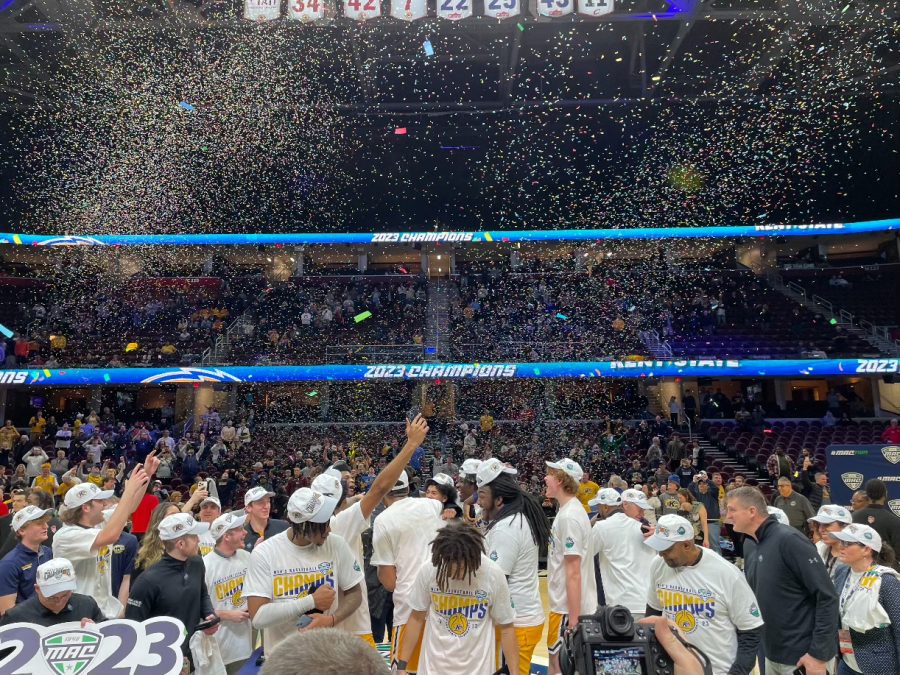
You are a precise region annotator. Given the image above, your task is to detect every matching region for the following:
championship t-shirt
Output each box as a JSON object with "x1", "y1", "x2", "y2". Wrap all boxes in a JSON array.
[
  {"x1": 646, "y1": 549, "x2": 764, "y2": 675},
  {"x1": 371, "y1": 497, "x2": 444, "y2": 626},
  {"x1": 244, "y1": 530, "x2": 363, "y2": 651},
  {"x1": 408, "y1": 554, "x2": 515, "y2": 675},
  {"x1": 591, "y1": 512, "x2": 656, "y2": 613},
  {"x1": 547, "y1": 498, "x2": 597, "y2": 615},
  {"x1": 52, "y1": 524, "x2": 122, "y2": 618},
  {"x1": 203, "y1": 548, "x2": 253, "y2": 666},
  {"x1": 330, "y1": 501, "x2": 372, "y2": 635},
  {"x1": 485, "y1": 514, "x2": 544, "y2": 627},
  {"x1": 199, "y1": 531, "x2": 216, "y2": 558}
]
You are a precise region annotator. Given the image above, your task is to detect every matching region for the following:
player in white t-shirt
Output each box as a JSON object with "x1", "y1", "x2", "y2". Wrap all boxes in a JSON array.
[
  {"x1": 245, "y1": 488, "x2": 364, "y2": 653},
  {"x1": 476, "y1": 458, "x2": 550, "y2": 675},
  {"x1": 311, "y1": 414, "x2": 431, "y2": 647},
  {"x1": 203, "y1": 511, "x2": 253, "y2": 675},
  {"x1": 589, "y1": 488, "x2": 656, "y2": 616},
  {"x1": 544, "y1": 458, "x2": 598, "y2": 675},
  {"x1": 397, "y1": 522, "x2": 518, "y2": 675},
  {"x1": 53, "y1": 455, "x2": 158, "y2": 619},
  {"x1": 458, "y1": 459, "x2": 486, "y2": 532},
  {"x1": 197, "y1": 496, "x2": 222, "y2": 557},
  {"x1": 371, "y1": 469, "x2": 445, "y2": 673},
  {"x1": 644, "y1": 514, "x2": 764, "y2": 675}
]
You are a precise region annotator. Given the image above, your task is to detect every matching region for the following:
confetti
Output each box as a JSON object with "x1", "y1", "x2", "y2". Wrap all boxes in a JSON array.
[
  {"x1": 178, "y1": 101, "x2": 195, "y2": 112},
  {"x1": 423, "y1": 40, "x2": 434, "y2": 57},
  {"x1": 0, "y1": 324, "x2": 13, "y2": 339},
  {"x1": 354, "y1": 310, "x2": 373, "y2": 323}
]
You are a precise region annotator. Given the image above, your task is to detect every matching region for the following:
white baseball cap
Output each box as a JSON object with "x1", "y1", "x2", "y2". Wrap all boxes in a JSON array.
[
  {"x1": 767, "y1": 506, "x2": 790, "y2": 525},
  {"x1": 287, "y1": 488, "x2": 339, "y2": 524},
  {"x1": 311, "y1": 470, "x2": 343, "y2": 498},
  {"x1": 36, "y1": 558, "x2": 77, "y2": 596},
  {"x1": 832, "y1": 523, "x2": 883, "y2": 552},
  {"x1": 244, "y1": 486, "x2": 275, "y2": 507},
  {"x1": 808, "y1": 504, "x2": 852, "y2": 525},
  {"x1": 426, "y1": 473, "x2": 456, "y2": 489},
  {"x1": 11, "y1": 505, "x2": 52, "y2": 533},
  {"x1": 644, "y1": 514, "x2": 695, "y2": 551},
  {"x1": 621, "y1": 488, "x2": 652, "y2": 510},
  {"x1": 209, "y1": 512, "x2": 248, "y2": 540},
  {"x1": 200, "y1": 496, "x2": 222, "y2": 510},
  {"x1": 546, "y1": 458, "x2": 584, "y2": 482},
  {"x1": 391, "y1": 470, "x2": 410, "y2": 492},
  {"x1": 475, "y1": 458, "x2": 518, "y2": 488},
  {"x1": 589, "y1": 488, "x2": 623, "y2": 507},
  {"x1": 158, "y1": 513, "x2": 210, "y2": 541},
  {"x1": 460, "y1": 459, "x2": 482, "y2": 476},
  {"x1": 63, "y1": 482, "x2": 114, "y2": 510}
]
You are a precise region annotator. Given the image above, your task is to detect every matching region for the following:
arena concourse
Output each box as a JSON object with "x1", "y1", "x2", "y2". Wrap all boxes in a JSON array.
[{"x1": 0, "y1": 3, "x2": 898, "y2": 675}]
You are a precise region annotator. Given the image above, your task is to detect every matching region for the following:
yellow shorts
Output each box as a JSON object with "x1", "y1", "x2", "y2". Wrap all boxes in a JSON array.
[
  {"x1": 357, "y1": 633, "x2": 376, "y2": 648},
  {"x1": 547, "y1": 612, "x2": 567, "y2": 655},
  {"x1": 391, "y1": 623, "x2": 423, "y2": 673}
]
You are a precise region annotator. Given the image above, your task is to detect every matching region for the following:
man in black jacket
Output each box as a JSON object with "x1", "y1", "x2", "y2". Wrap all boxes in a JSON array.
[
  {"x1": 125, "y1": 513, "x2": 219, "y2": 666},
  {"x1": 727, "y1": 486, "x2": 837, "y2": 675},
  {"x1": 851, "y1": 478, "x2": 900, "y2": 552}
]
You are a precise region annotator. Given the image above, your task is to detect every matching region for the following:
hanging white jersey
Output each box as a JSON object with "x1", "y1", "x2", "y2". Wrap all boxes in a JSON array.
[
  {"x1": 203, "y1": 549, "x2": 253, "y2": 666},
  {"x1": 330, "y1": 501, "x2": 372, "y2": 635},
  {"x1": 647, "y1": 549, "x2": 764, "y2": 675},
  {"x1": 436, "y1": 0, "x2": 472, "y2": 20},
  {"x1": 484, "y1": 514, "x2": 544, "y2": 627},
  {"x1": 390, "y1": 0, "x2": 428, "y2": 21},
  {"x1": 199, "y1": 531, "x2": 216, "y2": 558},
  {"x1": 244, "y1": 0, "x2": 281, "y2": 20},
  {"x1": 344, "y1": 0, "x2": 382, "y2": 20},
  {"x1": 577, "y1": 0, "x2": 612, "y2": 16},
  {"x1": 286, "y1": 0, "x2": 325, "y2": 22},
  {"x1": 537, "y1": 0, "x2": 573, "y2": 17},
  {"x1": 547, "y1": 498, "x2": 597, "y2": 615},
  {"x1": 371, "y1": 497, "x2": 444, "y2": 626},
  {"x1": 591, "y1": 512, "x2": 656, "y2": 614},
  {"x1": 409, "y1": 555, "x2": 515, "y2": 675},
  {"x1": 244, "y1": 530, "x2": 364, "y2": 651},
  {"x1": 483, "y1": 0, "x2": 519, "y2": 19}
]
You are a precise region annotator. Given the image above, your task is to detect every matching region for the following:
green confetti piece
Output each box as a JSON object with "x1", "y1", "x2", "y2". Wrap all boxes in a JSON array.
[
  {"x1": 354, "y1": 310, "x2": 373, "y2": 323},
  {"x1": 517, "y1": 22, "x2": 525, "y2": 31}
]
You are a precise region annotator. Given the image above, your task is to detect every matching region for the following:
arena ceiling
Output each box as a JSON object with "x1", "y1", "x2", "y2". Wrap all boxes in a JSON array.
[{"x1": 0, "y1": 0, "x2": 897, "y2": 232}]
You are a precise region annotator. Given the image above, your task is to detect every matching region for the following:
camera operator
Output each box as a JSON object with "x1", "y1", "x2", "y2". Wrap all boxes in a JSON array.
[
  {"x1": 644, "y1": 514, "x2": 763, "y2": 675},
  {"x1": 589, "y1": 488, "x2": 656, "y2": 617}
]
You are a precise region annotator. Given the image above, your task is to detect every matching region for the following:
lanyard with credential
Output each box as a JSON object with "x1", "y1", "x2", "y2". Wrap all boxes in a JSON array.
[{"x1": 840, "y1": 565, "x2": 876, "y2": 616}]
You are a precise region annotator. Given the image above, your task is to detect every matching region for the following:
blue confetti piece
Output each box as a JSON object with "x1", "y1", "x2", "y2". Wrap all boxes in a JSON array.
[
  {"x1": 103, "y1": 373, "x2": 110, "y2": 383},
  {"x1": 533, "y1": 368, "x2": 541, "y2": 376},
  {"x1": 556, "y1": 313, "x2": 569, "y2": 320},
  {"x1": 179, "y1": 101, "x2": 195, "y2": 112},
  {"x1": 423, "y1": 40, "x2": 434, "y2": 57}
]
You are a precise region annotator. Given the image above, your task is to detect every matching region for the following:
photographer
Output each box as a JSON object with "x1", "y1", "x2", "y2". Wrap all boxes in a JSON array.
[{"x1": 644, "y1": 514, "x2": 763, "y2": 675}]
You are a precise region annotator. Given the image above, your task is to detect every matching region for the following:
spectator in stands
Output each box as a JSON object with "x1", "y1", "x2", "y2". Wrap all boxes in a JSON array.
[
  {"x1": 24, "y1": 446, "x2": 48, "y2": 480},
  {"x1": 666, "y1": 433, "x2": 685, "y2": 469},
  {"x1": 883, "y1": 419, "x2": 900, "y2": 445},
  {"x1": 852, "y1": 479, "x2": 900, "y2": 553},
  {"x1": 0, "y1": 422, "x2": 17, "y2": 462},
  {"x1": 767, "y1": 446, "x2": 795, "y2": 481},
  {"x1": 645, "y1": 437, "x2": 663, "y2": 469},
  {"x1": 800, "y1": 456, "x2": 830, "y2": 511},
  {"x1": 773, "y1": 477, "x2": 816, "y2": 535},
  {"x1": 689, "y1": 473, "x2": 720, "y2": 553}
]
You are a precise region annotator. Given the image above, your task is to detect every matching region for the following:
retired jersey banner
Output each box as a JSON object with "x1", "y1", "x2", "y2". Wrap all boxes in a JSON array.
[
  {"x1": 390, "y1": 0, "x2": 428, "y2": 21},
  {"x1": 0, "y1": 618, "x2": 186, "y2": 675},
  {"x1": 483, "y1": 0, "x2": 519, "y2": 19},
  {"x1": 437, "y1": 0, "x2": 473, "y2": 20},
  {"x1": 577, "y1": 0, "x2": 612, "y2": 16},
  {"x1": 287, "y1": 0, "x2": 325, "y2": 21},
  {"x1": 828, "y1": 444, "x2": 900, "y2": 509},
  {"x1": 244, "y1": 0, "x2": 281, "y2": 20},
  {"x1": 537, "y1": 0, "x2": 574, "y2": 18},
  {"x1": 344, "y1": 0, "x2": 382, "y2": 20}
]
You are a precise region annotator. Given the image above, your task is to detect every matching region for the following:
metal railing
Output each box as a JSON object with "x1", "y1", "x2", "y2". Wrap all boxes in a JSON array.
[
  {"x1": 324, "y1": 344, "x2": 425, "y2": 363},
  {"x1": 450, "y1": 341, "x2": 602, "y2": 360}
]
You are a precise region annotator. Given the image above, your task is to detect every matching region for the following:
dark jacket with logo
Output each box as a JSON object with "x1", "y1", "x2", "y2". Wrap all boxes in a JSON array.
[
  {"x1": 853, "y1": 504, "x2": 900, "y2": 554},
  {"x1": 743, "y1": 516, "x2": 839, "y2": 665}
]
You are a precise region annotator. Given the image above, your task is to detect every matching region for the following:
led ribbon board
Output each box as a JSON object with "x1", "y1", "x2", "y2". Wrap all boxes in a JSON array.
[
  {"x1": 0, "y1": 218, "x2": 897, "y2": 247},
  {"x1": 0, "y1": 358, "x2": 896, "y2": 385}
]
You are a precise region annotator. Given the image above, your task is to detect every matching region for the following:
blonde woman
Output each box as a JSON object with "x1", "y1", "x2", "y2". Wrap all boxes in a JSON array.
[{"x1": 132, "y1": 501, "x2": 179, "y2": 584}]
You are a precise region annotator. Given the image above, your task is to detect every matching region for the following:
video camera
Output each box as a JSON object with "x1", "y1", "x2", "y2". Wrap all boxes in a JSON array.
[{"x1": 561, "y1": 606, "x2": 675, "y2": 675}]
